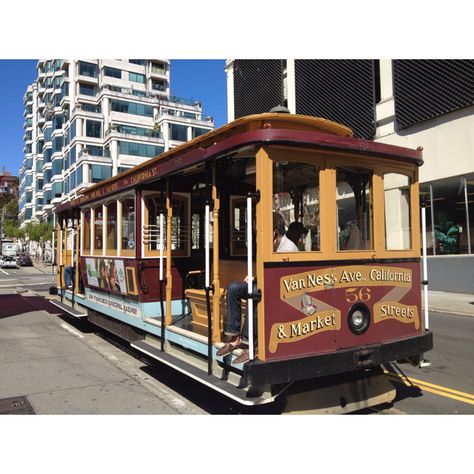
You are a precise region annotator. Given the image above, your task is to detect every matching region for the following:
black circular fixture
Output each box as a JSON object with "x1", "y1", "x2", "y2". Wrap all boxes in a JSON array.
[{"x1": 348, "y1": 303, "x2": 370, "y2": 335}]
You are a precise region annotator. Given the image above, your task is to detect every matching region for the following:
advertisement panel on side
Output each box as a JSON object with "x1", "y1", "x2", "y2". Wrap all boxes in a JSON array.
[{"x1": 85, "y1": 258, "x2": 136, "y2": 296}]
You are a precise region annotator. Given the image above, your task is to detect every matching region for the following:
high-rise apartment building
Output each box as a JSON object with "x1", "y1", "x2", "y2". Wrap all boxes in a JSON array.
[{"x1": 19, "y1": 59, "x2": 214, "y2": 226}]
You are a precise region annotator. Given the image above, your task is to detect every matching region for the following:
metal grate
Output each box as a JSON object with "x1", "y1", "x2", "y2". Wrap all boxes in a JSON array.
[
  {"x1": 393, "y1": 60, "x2": 474, "y2": 130},
  {"x1": 0, "y1": 396, "x2": 36, "y2": 414},
  {"x1": 295, "y1": 60, "x2": 377, "y2": 139},
  {"x1": 233, "y1": 60, "x2": 284, "y2": 118}
]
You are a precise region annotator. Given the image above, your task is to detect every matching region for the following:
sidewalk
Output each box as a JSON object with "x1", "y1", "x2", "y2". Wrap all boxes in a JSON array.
[
  {"x1": 426, "y1": 290, "x2": 474, "y2": 317},
  {"x1": 0, "y1": 291, "x2": 205, "y2": 414}
]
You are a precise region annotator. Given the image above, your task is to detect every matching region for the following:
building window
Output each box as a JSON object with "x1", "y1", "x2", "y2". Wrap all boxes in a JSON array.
[
  {"x1": 192, "y1": 127, "x2": 209, "y2": 139},
  {"x1": 273, "y1": 161, "x2": 320, "y2": 252},
  {"x1": 119, "y1": 141, "x2": 163, "y2": 158},
  {"x1": 336, "y1": 166, "x2": 373, "y2": 251},
  {"x1": 129, "y1": 59, "x2": 145, "y2": 66},
  {"x1": 151, "y1": 80, "x2": 166, "y2": 92},
  {"x1": 91, "y1": 165, "x2": 112, "y2": 183},
  {"x1": 76, "y1": 165, "x2": 83, "y2": 186},
  {"x1": 384, "y1": 173, "x2": 411, "y2": 250},
  {"x1": 129, "y1": 72, "x2": 145, "y2": 84},
  {"x1": 79, "y1": 83, "x2": 97, "y2": 96},
  {"x1": 78, "y1": 61, "x2": 98, "y2": 78},
  {"x1": 110, "y1": 99, "x2": 153, "y2": 117},
  {"x1": 86, "y1": 120, "x2": 102, "y2": 138},
  {"x1": 52, "y1": 158, "x2": 63, "y2": 176},
  {"x1": 151, "y1": 62, "x2": 166, "y2": 74},
  {"x1": 420, "y1": 174, "x2": 474, "y2": 255},
  {"x1": 170, "y1": 124, "x2": 187, "y2": 141},
  {"x1": 52, "y1": 136, "x2": 63, "y2": 153},
  {"x1": 104, "y1": 66, "x2": 122, "y2": 79}
]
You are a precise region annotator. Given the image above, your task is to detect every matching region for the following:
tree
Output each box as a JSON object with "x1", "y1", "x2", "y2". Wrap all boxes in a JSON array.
[{"x1": 24, "y1": 221, "x2": 54, "y2": 261}]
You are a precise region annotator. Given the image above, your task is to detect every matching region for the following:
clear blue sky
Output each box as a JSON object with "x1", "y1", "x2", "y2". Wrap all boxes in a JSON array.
[{"x1": 0, "y1": 59, "x2": 227, "y2": 177}]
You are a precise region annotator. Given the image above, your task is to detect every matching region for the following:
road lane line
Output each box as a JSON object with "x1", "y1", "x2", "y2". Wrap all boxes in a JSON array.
[
  {"x1": 385, "y1": 370, "x2": 474, "y2": 405},
  {"x1": 0, "y1": 269, "x2": 9, "y2": 275}
]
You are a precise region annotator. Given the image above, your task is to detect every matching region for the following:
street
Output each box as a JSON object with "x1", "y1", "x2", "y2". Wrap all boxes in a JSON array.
[{"x1": 0, "y1": 265, "x2": 473, "y2": 414}]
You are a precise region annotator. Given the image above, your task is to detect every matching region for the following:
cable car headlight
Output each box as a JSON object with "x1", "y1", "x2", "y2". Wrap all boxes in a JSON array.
[{"x1": 348, "y1": 303, "x2": 370, "y2": 335}]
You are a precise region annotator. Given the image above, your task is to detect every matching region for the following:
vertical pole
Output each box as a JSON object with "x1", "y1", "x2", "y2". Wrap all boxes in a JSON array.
[
  {"x1": 159, "y1": 181, "x2": 165, "y2": 352},
  {"x1": 205, "y1": 201, "x2": 212, "y2": 375},
  {"x1": 165, "y1": 179, "x2": 173, "y2": 325},
  {"x1": 75, "y1": 220, "x2": 80, "y2": 292},
  {"x1": 429, "y1": 184, "x2": 436, "y2": 255},
  {"x1": 51, "y1": 229, "x2": 56, "y2": 291},
  {"x1": 71, "y1": 223, "x2": 75, "y2": 307},
  {"x1": 421, "y1": 202, "x2": 429, "y2": 331},
  {"x1": 247, "y1": 195, "x2": 254, "y2": 361},
  {"x1": 205, "y1": 204, "x2": 210, "y2": 289},
  {"x1": 463, "y1": 177, "x2": 471, "y2": 255}
]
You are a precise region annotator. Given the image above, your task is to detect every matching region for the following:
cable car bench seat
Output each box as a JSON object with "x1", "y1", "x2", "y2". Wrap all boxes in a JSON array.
[{"x1": 185, "y1": 259, "x2": 253, "y2": 329}]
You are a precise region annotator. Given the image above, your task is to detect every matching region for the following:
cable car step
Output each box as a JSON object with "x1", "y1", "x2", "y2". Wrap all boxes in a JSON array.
[
  {"x1": 50, "y1": 300, "x2": 88, "y2": 318},
  {"x1": 130, "y1": 340, "x2": 271, "y2": 406}
]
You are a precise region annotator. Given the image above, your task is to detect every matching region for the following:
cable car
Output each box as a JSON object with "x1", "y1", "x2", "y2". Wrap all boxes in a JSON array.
[{"x1": 52, "y1": 111, "x2": 433, "y2": 412}]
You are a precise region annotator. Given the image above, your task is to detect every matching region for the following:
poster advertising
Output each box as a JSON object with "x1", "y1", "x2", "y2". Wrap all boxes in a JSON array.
[{"x1": 85, "y1": 258, "x2": 129, "y2": 295}]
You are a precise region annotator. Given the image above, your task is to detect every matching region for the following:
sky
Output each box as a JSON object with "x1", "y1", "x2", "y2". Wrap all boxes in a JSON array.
[{"x1": 0, "y1": 59, "x2": 227, "y2": 176}]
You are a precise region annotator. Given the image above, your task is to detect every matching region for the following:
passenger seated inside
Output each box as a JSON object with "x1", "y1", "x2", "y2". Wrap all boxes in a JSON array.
[
  {"x1": 286, "y1": 221, "x2": 308, "y2": 251},
  {"x1": 216, "y1": 211, "x2": 298, "y2": 364}
]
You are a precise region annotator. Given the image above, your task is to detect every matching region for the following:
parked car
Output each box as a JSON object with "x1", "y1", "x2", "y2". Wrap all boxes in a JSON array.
[
  {"x1": 18, "y1": 254, "x2": 33, "y2": 266},
  {"x1": 1, "y1": 255, "x2": 19, "y2": 269}
]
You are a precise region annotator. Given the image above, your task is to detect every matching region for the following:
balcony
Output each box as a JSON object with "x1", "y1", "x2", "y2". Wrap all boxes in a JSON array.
[
  {"x1": 78, "y1": 147, "x2": 111, "y2": 161},
  {"x1": 105, "y1": 124, "x2": 163, "y2": 142}
]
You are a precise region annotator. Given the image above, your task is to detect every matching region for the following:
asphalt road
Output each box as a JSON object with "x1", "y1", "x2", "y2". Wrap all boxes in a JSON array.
[
  {"x1": 0, "y1": 264, "x2": 53, "y2": 293},
  {"x1": 1, "y1": 265, "x2": 473, "y2": 414}
]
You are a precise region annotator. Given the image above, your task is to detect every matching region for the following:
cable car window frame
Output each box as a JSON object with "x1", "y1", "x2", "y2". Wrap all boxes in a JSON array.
[
  {"x1": 81, "y1": 208, "x2": 92, "y2": 255},
  {"x1": 266, "y1": 146, "x2": 325, "y2": 260},
  {"x1": 105, "y1": 199, "x2": 118, "y2": 256},
  {"x1": 92, "y1": 204, "x2": 105, "y2": 256},
  {"x1": 141, "y1": 190, "x2": 191, "y2": 258},
  {"x1": 120, "y1": 194, "x2": 136, "y2": 258}
]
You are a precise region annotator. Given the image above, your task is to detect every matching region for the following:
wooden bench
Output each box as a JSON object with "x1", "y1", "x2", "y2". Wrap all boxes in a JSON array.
[{"x1": 185, "y1": 260, "x2": 254, "y2": 329}]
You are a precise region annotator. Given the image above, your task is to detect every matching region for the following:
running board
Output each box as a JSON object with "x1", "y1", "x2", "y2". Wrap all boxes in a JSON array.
[
  {"x1": 131, "y1": 340, "x2": 273, "y2": 406},
  {"x1": 50, "y1": 300, "x2": 88, "y2": 318}
]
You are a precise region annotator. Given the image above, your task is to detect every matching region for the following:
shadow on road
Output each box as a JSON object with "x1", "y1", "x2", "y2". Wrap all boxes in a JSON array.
[{"x1": 0, "y1": 293, "x2": 65, "y2": 319}]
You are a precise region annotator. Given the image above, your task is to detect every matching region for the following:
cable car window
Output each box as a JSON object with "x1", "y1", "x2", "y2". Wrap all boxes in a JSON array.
[
  {"x1": 83, "y1": 209, "x2": 91, "y2": 253},
  {"x1": 121, "y1": 197, "x2": 135, "y2": 252},
  {"x1": 191, "y1": 213, "x2": 200, "y2": 249},
  {"x1": 273, "y1": 161, "x2": 320, "y2": 251},
  {"x1": 94, "y1": 205, "x2": 104, "y2": 254},
  {"x1": 144, "y1": 193, "x2": 167, "y2": 252},
  {"x1": 171, "y1": 194, "x2": 190, "y2": 256},
  {"x1": 230, "y1": 196, "x2": 248, "y2": 256},
  {"x1": 336, "y1": 166, "x2": 373, "y2": 251},
  {"x1": 384, "y1": 173, "x2": 411, "y2": 250},
  {"x1": 106, "y1": 201, "x2": 117, "y2": 253}
]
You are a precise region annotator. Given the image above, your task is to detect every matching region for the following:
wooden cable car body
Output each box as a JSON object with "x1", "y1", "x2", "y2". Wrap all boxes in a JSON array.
[{"x1": 53, "y1": 113, "x2": 433, "y2": 412}]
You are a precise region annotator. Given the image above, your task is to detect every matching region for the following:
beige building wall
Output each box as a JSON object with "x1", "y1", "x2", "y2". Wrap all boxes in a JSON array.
[{"x1": 373, "y1": 60, "x2": 474, "y2": 184}]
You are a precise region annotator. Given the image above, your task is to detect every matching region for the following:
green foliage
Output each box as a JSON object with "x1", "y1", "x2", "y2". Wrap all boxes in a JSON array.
[
  {"x1": 25, "y1": 221, "x2": 53, "y2": 244},
  {"x1": 434, "y1": 212, "x2": 459, "y2": 254},
  {"x1": 3, "y1": 220, "x2": 25, "y2": 240}
]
